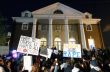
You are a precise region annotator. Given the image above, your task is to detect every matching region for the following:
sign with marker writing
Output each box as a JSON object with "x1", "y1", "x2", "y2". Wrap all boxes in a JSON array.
[
  {"x1": 63, "y1": 44, "x2": 81, "y2": 58},
  {"x1": 17, "y1": 35, "x2": 40, "y2": 55}
]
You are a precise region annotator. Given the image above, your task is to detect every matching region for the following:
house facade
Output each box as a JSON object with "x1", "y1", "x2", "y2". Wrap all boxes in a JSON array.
[{"x1": 12, "y1": 2, "x2": 104, "y2": 50}]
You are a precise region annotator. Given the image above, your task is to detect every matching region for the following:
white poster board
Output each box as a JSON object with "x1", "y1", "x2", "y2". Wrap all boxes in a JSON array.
[
  {"x1": 23, "y1": 56, "x2": 32, "y2": 71},
  {"x1": 47, "y1": 48, "x2": 53, "y2": 58},
  {"x1": 88, "y1": 38, "x2": 95, "y2": 50},
  {"x1": 17, "y1": 35, "x2": 40, "y2": 55},
  {"x1": 63, "y1": 44, "x2": 81, "y2": 58}
]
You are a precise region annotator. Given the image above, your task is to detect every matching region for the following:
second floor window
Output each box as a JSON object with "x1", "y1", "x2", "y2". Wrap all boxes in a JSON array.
[
  {"x1": 41, "y1": 25, "x2": 47, "y2": 31},
  {"x1": 40, "y1": 38, "x2": 47, "y2": 48},
  {"x1": 86, "y1": 24, "x2": 92, "y2": 31},
  {"x1": 54, "y1": 25, "x2": 61, "y2": 31},
  {"x1": 21, "y1": 23, "x2": 28, "y2": 30},
  {"x1": 69, "y1": 25, "x2": 74, "y2": 31},
  {"x1": 24, "y1": 13, "x2": 29, "y2": 17}
]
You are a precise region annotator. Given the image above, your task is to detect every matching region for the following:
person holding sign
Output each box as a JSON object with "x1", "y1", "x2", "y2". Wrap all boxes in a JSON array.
[{"x1": 31, "y1": 62, "x2": 39, "y2": 72}]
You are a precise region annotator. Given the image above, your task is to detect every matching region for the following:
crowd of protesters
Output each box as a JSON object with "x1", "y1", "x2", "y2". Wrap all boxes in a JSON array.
[{"x1": 0, "y1": 47, "x2": 110, "y2": 72}]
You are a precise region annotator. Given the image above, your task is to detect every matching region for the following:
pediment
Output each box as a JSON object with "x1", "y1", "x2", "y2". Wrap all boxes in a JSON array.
[{"x1": 32, "y1": 2, "x2": 84, "y2": 17}]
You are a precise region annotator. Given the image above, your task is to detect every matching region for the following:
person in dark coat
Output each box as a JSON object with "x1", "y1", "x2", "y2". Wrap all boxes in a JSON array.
[{"x1": 90, "y1": 57, "x2": 101, "y2": 72}]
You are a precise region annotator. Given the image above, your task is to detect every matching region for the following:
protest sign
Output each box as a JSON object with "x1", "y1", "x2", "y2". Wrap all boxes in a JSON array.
[
  {"x1": 63, "y1": 44, "x2": 81, "y2": 58},
  {"x1": 47, "y1": 48, "x2": 53, "y2": 58},
  {"x1": 23, "y1": 56, "x2": 32, "y2": 71},
  {"x1": 40, "y1": 48, "x2": 53, "y2": 58},
  {"x1": 17, "y1": 35, "x2": 40, "y2": 55},
  {"x1": 40, "y1": 48, "x2": 47, "y2": 55}
]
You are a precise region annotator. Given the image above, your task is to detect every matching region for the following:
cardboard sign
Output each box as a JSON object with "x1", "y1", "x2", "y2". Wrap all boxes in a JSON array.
[
  {"x1": 40, "y1": 48, "x2": 47, "y2": 55},
  {"x1": 40, "y1": 48, "x2": 53, "y2": 58},
  {"x1": 17, "y1": 35, "x2": 40, "y2": 55},
  {"x1": 63, "y1": 44, "x2": 81, "y2": 58}
]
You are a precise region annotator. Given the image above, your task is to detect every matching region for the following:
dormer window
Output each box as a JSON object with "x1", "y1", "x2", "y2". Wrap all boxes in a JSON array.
[
  {"x1": 24, "y1": 13, "x2": 29, "y2": 17},
  {"x1": 85, "y1": 15, "x2": 89, "y2": 18},
  {"x1": 84, "y1": 12, "x2": 92, "y2": 18},
  {"x1": 54, "y1": 9, "x2": 63, "y2": 14}
]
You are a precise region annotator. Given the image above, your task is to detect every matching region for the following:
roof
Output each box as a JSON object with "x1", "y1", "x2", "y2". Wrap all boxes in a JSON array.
[{"x1": 32, "y1": 2, "x2": 84, "y2": 17}]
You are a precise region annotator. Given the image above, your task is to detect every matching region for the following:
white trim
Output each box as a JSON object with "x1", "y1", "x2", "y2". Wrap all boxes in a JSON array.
[
  {"x1": 64, "y1": 18, "x2": 69, "y2": 44},
  {"x1": 33, "y1": 14, "x2": 83, "y2": 19},
  {"x1": 80, "y1": 20, "x2": 87, "y2": 49},
  {"x1": 48, "y1": 18, "x2": 53, "y2": 48},
  {"x1": 32, "y1": 18, "x2": 37, "y2": 38},
  {"x1": 82, "y1": 19, "x2": 101, "y2": 24},
  {"x1": 12, "y1": 17, "x2": 33, "y2": 23},
  {"x1": 32, "y1": 2, "x2": 84, "y2": 16}
]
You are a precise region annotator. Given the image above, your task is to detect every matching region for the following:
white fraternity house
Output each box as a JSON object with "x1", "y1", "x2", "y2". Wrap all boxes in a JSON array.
[{"x1": 12, "y1": 2, "x2": 104, "y2": 50}]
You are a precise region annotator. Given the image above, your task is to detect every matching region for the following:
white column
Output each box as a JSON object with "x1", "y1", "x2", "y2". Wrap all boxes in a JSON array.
[
  {"x1": 64, "y1": 18, "x2": 69, "y2": 44},
  {"x1": 48, "y1": 18, "x2": 53, "y2": 48},
  {"x1": 32, "y1": 18, "x2": 37, "y2": 38},
  {"x1": 80, "y1": 20, "x2": 87, "y2": 49}
]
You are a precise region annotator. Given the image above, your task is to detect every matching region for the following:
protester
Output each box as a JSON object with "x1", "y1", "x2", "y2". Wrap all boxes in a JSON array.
[
  {"x1": 90, "y1": 57, "x2": 101, "y2": 72},
  {"x1": 31, "y1": 62, "x2": 39, "y2": 72},
  {"x1": 5, "y1": 60, "x2": 12, "y2": 72},
  {"x1": 0, "y1": 47, "x2": 109, "y2": 72},
  {"x1": 0, "y1": 58, "x2": 5, "y2": 72},
  {"x1": 72, "y1": 63, "x2": 80, "y2": 72}
]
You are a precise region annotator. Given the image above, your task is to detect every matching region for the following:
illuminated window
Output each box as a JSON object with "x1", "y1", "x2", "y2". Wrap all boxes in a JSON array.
[
  {"x1": 86, "y1": 24, "x2": 92, "y2": 31},
  {"x1": 40, "y1": 38, "x2": 47, "y2": 47},
  {"x1": 54, "y1": 38, "x2": 61, "y2": 50},
  {"x1": 21, "y1": 23, "x2": 28, "y2": 30},
  {"x1": 69, "y1": 38, "x2": 76, "y2": 44},
  {"x1": 88, "y1": 38, "x2": 95, "y2": 49},
  {"x1": 68, "y1": 38, "x2": 76, "y2": 48}
]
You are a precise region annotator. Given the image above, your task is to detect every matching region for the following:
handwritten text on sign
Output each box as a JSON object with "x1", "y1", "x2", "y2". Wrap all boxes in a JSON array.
[
  {"x1": 17, "y1": 35, "x2": 40, "y2": 55},
  {"x1": 63, "y1": 44, "x2": 81, "y2": 58}
]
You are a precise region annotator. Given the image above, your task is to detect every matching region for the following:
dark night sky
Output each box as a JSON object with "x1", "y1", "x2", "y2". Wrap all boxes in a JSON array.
[{"x1": 0, "y1": 0, "x2": 110, "y2": 47}]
